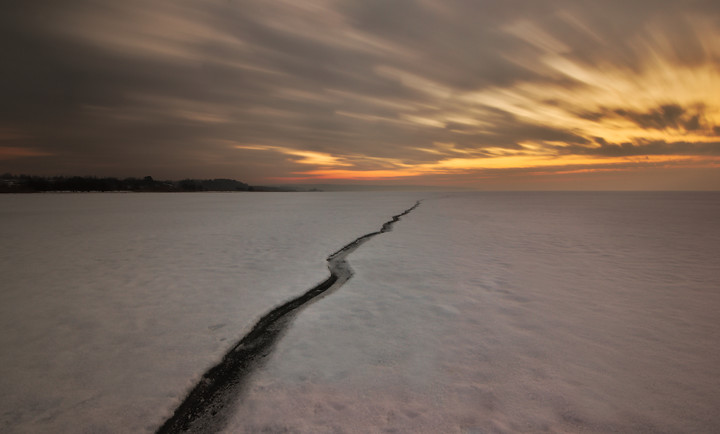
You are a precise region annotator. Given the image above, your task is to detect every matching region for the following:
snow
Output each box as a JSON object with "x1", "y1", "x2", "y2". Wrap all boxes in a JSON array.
[
  {"x1": 224, "y1": 192, "x2": 720, "y2": 433},
  {"x1": 0, "y1": 192, "x2": 417, "y2": 433},
  {"x1": 2, "y1": 192, "x2": 720, "y2": 433}
]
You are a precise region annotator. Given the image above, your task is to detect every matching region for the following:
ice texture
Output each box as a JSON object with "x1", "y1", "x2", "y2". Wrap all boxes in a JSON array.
[
  {"x1": 0, "y1": 192, "x2": 418, "y2": 433},
  {"x1": 226, "y1": 192, "x2": 720, "y2": 433}
]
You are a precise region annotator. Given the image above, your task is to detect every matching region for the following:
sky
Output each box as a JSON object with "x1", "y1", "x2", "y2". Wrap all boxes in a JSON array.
[{"x1": 1, "y1": 0, "x2": 720, "y2": 190}]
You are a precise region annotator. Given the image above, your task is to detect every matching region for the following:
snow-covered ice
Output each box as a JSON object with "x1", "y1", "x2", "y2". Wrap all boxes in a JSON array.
[
  {"x1": 2, "y1": 191, "x2": 720, "y2": 433},
  {"x1": 225, "y1": 192, "x2": 720, "y2": 433},
  {"x1": 0, "y1": 192, "x2": 417, "y2": 433}
]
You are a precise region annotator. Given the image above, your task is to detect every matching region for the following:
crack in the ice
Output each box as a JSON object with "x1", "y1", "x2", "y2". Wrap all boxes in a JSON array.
[{"x1": 156, "y1": 200, "x2": 421, "y2": 433}]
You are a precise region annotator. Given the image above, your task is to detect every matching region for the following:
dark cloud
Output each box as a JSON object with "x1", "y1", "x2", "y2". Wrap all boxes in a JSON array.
[
  {"x1": 558, "y1": 139, "x2": 720, "y2": 157},
  {"x1": 614, "y1": 104, "x2": 703, "y2": 131}
]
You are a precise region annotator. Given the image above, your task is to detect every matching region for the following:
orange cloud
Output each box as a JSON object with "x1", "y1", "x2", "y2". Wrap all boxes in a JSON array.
[
  {"x1": 280, "y1": 168, "x2": 424, "y2": 181},
  {"x1": 0, "y1": 147, "x2": 52, "y2": 160},
  {"x1": 235, "y1": 144, "x2": 352, "y2": 167},
  {"x1": 267, "y1": 153, "x2": 719, "y2": 183}
]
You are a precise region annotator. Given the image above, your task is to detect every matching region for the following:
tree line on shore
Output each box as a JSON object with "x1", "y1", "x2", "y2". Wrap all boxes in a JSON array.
[{"x1": 0, "y1": 174, "x2": 294, "y2": 193}]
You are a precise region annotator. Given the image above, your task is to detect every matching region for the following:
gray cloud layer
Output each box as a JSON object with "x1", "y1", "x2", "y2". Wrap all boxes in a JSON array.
[{"x1": 2, "y1": 0, "x2": 719, "y2": 183}]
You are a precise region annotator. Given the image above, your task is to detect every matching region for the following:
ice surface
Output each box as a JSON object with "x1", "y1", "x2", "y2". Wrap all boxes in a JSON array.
[
  {"x1": 0, "y1": 192, "x2": 418, "y2": 433},
  {"x1": 225, "y1": 192, "x2": 720, "y2": 433}
]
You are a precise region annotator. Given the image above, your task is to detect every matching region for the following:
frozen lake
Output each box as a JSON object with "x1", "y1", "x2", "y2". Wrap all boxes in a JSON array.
[{"x1": 2, "y1": 192, "x2": 720, "y2": 432}]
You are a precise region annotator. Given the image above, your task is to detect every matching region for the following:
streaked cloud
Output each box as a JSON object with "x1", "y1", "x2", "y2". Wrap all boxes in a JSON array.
[
  {"x1": 0, "y1": 147, "x2": 53, "y2": 160},
  {"x1": 235, "y1": 144, "x2": 352, "y2": 167},
  {"x1": 1, "y1": 0, "x2": 719, "y2": 188}
]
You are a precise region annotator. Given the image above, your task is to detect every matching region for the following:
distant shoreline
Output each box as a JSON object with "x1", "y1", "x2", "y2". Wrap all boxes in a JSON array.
[{"x1": 0, "y1": 174, "x2": 297, "y2": 194}]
